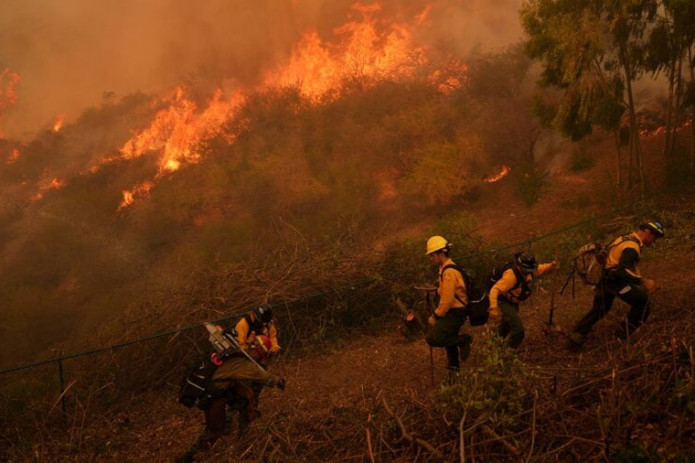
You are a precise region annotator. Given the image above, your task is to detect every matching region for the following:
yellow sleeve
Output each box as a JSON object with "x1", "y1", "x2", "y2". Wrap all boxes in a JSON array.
[
  {"x1": 235, "y1": 318, "x2": 250, "y2": 349},
  {"x1": 533, "y1": 263, "x2": 553, "y2": 277},
  {"x1": 268, "y1": 322, "x2": 280, "y2": 351},
  {"x1": 434, "y1": 269, "x2": 456, "y2": 317},
  {"x1": 489, "y1": 269, "x2": 517, "y2": 308}
]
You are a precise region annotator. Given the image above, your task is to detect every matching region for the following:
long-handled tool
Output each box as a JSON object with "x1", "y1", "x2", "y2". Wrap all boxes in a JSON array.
[
  {"x1": 414, "y1": 285, "x2": 438, "y2": 386},
  {"x1": 544, "y1": 250, "x2": 563, "y2": 334},
  {"x1": 204, "y1": 322, "x2": 266, "y2": 372}
]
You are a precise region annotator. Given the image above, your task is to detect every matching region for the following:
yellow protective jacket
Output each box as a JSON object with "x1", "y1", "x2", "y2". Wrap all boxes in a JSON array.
[
  {"x1": 604, "y1": 232, "x2": 643, "y2": 285},
  {"x1": 434, "y1": 258, "x2": 468, "y2": 318},
  {"x1": 235, "y1": 313, "x2": 280, "y2": 352},
  {"x1": 489, "y1": 263, "x2": 554, "y2": 308}
]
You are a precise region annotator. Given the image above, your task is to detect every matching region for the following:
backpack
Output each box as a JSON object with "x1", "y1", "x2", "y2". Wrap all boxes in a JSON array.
[
  {"x1": 178, "y1": 354, "x2": 218, "y2": 409},
  {"x1": 441, "y1": 264, "x2": 489, "y2": 326},
  {"x1": 575, "y1": 235, "x2": 640, "y2": 285},
  {"x1": 561, "y1": 234, "x2": 641, "y2": 296},
  {"x1": 488, "y1": 263, "x2": 531, "y2": 302}
]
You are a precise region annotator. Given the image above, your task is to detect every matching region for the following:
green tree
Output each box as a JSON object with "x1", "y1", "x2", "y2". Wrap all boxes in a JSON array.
[
  {"x1": 645, "y1": 0, "x2": 695, "y2": 163},
  {"x1": 521, "y1": 0, "x2": 656, "y2": 194}
]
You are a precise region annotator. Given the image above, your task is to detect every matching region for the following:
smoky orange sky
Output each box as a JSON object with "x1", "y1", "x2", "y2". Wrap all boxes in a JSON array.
[{"x1": 0, "y1": 0, "x2": 523, "y2": 138}]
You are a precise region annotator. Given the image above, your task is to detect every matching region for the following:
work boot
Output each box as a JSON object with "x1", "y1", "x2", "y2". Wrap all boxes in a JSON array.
[
  {"x1": 567, "y1": 332, "x2": 585, "y2": 352},
  {"x1": 175, "y1": 451, "x2": 195, "y2": 463},
  {"x1": 458, "y1": 334, "x2": 472, "y2": 362},
  {"x1": 444, "y1": 368, "x2": 460, "y2": 385}
]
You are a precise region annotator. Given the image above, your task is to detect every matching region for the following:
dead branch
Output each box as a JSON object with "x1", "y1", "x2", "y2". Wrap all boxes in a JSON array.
[
  {"x1": 480, "y1": 425, "x2": 522, "y2": 457},
  {"x1": 382, "y1": 397, "x2": 443, "y2": 459}
]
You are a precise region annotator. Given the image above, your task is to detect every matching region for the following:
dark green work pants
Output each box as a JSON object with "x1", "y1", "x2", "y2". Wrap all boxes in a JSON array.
[
  {"x1": 573, "y1": 279, "x2": 650, "y2": 340},
  {"x1": 426, "y1": 308, "x2": 471, "y2": 370},
  {"x1": 498, "y1": 300, "x2": 525, "y2": 349}
]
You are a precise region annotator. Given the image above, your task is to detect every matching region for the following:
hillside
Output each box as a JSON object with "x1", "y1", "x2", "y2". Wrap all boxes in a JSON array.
[{"x1": 4, "y1": 143, "x2": 694, "y2": 462}]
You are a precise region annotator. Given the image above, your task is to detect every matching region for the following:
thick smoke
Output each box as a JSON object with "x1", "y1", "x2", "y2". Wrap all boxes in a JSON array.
[{"x1": 0, "y1": 0, "x2": 523, "y2": 138}]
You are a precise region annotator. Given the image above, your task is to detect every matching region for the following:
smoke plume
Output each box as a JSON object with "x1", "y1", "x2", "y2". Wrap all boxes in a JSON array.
[{"x1": 0, "y1": 0, "x2": 523, "y2": 138}]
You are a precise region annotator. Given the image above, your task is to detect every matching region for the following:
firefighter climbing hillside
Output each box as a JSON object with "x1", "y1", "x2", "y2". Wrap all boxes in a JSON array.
[
  {"x1": 567, "y1": 221, "x2": 665, "y2": 351},
  {"x1": 235, "y1": 303, "x2": 281, "y2": 356},
  {"x1": 233, "y1": 303, "x2": 281, "y2": 416},
  {"x1": 488, "y1": 252, "x2": 559, "y2": 349},
  {"x1": 177, "y1": 333, "x2": 286, "y2": 463},
  {"x1": 424, "y1": 236, "x2": 473, "y2": 374}
]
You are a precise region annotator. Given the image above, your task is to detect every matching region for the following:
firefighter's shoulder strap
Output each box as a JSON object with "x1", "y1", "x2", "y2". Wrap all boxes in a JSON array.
[
  {"x1": 607, "y1": 234, "x2": 641, "y2": 255},
  {"x1": 243, "y1": 313, "x2": 263, "y2": 333},
  {"x1": 440, "y1": 263, "x2": 481, "y2": 307}
]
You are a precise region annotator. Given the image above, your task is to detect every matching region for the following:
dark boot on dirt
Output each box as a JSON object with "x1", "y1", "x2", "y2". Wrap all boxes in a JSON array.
[
  {"x1": 175, "y1": 451, "x2": 195, "y2": 463},
  {"x1": 444, "y1": 367, "x2": 460, "y2": 385},
  {"x1": 458, "y1": 334, "x2": 472, "y2": 362}
]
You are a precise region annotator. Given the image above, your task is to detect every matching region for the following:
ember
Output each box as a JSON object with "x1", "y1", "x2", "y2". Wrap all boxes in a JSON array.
[{"x1": 484, "y1": 165, "x2": 511, "y2": 183}]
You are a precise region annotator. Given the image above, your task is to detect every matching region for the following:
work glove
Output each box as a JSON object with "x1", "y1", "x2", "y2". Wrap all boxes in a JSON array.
[
  {"x1": 270, "y1": 345, "x2": 281, "y2": 353},
  {"x1": 642, "y1": 278, "x2": 659, "y2": 293},
  {"x1": 487, "y1": 306, "x2": 502, "y2": 330},
  {"x1": 277, "y1": 377, "x2": 286, "y2": 390},
  {"x1": 428, "y1": 314, "x2": 438, "y2": 327}
]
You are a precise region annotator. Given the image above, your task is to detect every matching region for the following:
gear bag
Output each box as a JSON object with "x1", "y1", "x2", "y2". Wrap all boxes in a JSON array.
[
  {"x1": 178, "y1": 354, "x2": 217, "y2": 409},
  {"x1": 441, "y1": 264, "x2": 489, "y2": 326},
  {"x1": 561, "y1": 235, "x2": 641, "y2": 296}
]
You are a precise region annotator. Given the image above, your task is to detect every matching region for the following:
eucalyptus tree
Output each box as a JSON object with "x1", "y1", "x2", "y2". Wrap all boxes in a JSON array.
[
  {"x1": 522, "y1": 0, "x2": 657, "y2": 194},
  {"x1": 645, "y1": 0, "x2": 695, "y2": 162}
]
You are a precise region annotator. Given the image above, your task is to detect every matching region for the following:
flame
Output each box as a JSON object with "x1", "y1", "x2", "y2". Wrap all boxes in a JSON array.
[
  {"x1": 110, "y1": 2, "x2": 450, "y2": 211},
  {"x1": 33, "y1": 177, "x2": 66, "y2": 200},
  {"x1": 484, "y1": 165, "x2": 511, "y2": 183},
  {"x1": 119, "y1": 87, "x2": 241, "y2": 172},
  {"x1": 7, "y1": 148, "x2": 20, "y2": 164},
  {"x1": 0, "y1": 69, "x2": 22, "y2": 138},
  {"x1": 52, "y1": 114, "x2": 65, "y2": 133},
  {"x1": 266, "y1": 2, "x2": 427, "y2": 98},
  {"x1": 118, "y1": 181, "x2": 154, "y2": 211},
  {"x1": 639, "y1": 118, "x2": 692, "y2": 138}
]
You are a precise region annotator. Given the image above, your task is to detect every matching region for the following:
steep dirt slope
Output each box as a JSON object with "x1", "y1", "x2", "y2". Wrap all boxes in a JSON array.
[{"x1": 34, "y1": 224, "x2": 693, "y2": 462}]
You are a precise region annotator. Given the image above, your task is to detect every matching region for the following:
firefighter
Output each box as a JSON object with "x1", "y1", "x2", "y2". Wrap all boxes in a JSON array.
[
  {"x1": 233, "y1": 303, "x2": 281, "y2": 418},
  {"x1": 235, "y1": 303, "x2": 281, "y2": 356},
  {"x1": 424, "y1": 236, "x2": 472, "y2": 373},
  {"x1": 177, "y1": 335, "x2": 286, "y2": 463},
  {"x1": 567, "y1": 221, "x2": 665, "y2": 351},
  {"x1": 488, "y1": 252, "x2": 559, "y2": 349}
]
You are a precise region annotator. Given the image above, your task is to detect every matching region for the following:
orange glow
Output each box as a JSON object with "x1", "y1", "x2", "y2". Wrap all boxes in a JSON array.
[
  {"x1": 0, "y1": 69, "x2": 22, "y2": 138},
  {"x1": 484, "y1": 165, "x2": 511, "y2": 183},
  {"x1": 109, "y1": 2, "x2": 450, "y2": 210},
  {"x1": 118, "y1": 181, "x2": 155, "y2": 211},
  {"x1": 266, "y1": 2, "x2": 428, "y2": 98},
  {"x1": 52, "y1": 114, "x2": 65, "y2": 132},
  {"x1": 33, "y1": 177, "x2": 66, "y2": 200},
  {"x1": 119, "y1": 87, "x2": 240, "y2": 172},
  {"x1": 7, "y1": 148, "x2": 20, "y2": 164},
  {"x1": 639, "y1": 118, "x2": 692, "y2": 138}
]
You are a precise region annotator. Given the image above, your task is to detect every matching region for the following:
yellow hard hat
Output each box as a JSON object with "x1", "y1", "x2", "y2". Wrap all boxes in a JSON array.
[{"x1": 426, "y1": 236, "x2": 450, "y2": 255}]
